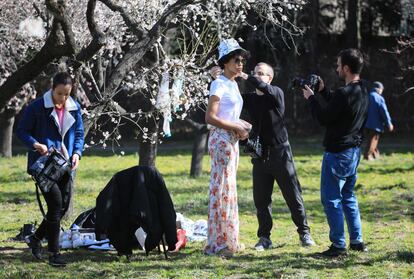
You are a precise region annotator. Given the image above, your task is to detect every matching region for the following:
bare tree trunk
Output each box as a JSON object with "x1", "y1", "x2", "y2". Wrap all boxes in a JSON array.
[
  {"x1": 0, "y1": 111, "x2": 15, "y2": 158},
  {"x1": 304, "y1": 0, "x2": 320, "y2": 73},
  {"x1": 346, "y1": 0, "x2": 361, "y2": 49},
  {"x1": 190, "y1": 131, "x2": 208, "y2": 177},
  {"x1": 185, "y1": 111, "x2": 209, "y2": 177},
  {"x1": 138, "y1": 116, "x2": 159, "y2": 166},
  {"x1": 139, "y1": 141, "x2": 158, "y2": 166}
]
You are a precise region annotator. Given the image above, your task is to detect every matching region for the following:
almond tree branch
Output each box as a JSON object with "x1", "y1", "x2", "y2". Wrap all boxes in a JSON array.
[
  {"x1": 76, "y1": 0, "x2": 106, "y2": 62},
  {"x1": 46, "y1": 0, "x2": 77, "y2": 54},
  {"x1": 0, "y1": 19, "x2": 71, "y2": 111},
  {"x1": 103, "y1": 0, "x2": 201, "y2": 97},
  {"x1": 98, "y1": 0, "x2": 147, "y2": 39}
]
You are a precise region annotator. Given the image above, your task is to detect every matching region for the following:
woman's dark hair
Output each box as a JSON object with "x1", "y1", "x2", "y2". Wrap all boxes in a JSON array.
[
  {"x1": 52, "y1": 72, "x2": 73, "y2": 89},
  {"x1": 218, "y1": 49, "x2": 250, "y2": 69},
  {"x1": 337, "y1": 49, "x2": 364, "y2": 74}
]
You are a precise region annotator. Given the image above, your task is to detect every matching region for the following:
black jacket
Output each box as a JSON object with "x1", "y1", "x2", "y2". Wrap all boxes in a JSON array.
[
  {"x1": 242, "y1": 75, "x2": 288, "y2": 147},
  {"x1": 95, "y1": 166, "x2": 177, "y2": 255},
  {"x1": 308, "y1": 80, "x2": 369, "y2": 152}
]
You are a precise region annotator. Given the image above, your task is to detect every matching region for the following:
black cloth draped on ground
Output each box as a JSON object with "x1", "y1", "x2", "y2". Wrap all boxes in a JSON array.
[{"x1": 94, "y1": 166, "x2": 177, "y2": 255}]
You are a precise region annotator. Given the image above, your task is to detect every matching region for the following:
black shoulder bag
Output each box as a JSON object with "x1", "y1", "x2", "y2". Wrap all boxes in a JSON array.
[{"x1": 29, "y1": 147, "x2": 71, "y2": 217}]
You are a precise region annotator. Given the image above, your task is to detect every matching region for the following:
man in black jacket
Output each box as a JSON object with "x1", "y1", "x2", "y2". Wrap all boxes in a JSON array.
[
  {"x1": 302, "y1": 48, "x2": 369, "y2": 257},
  {"x1": 240, "y1": 63, "x2": 315, "y2": 250},
  {"x1": 211, "y1": 63, "x2": 315, "y2": 250}
]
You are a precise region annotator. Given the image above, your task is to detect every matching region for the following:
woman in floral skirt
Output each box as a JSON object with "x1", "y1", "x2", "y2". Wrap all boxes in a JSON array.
[{"x1": 204, "y1": 39, "x2": 250, "y2": 257}]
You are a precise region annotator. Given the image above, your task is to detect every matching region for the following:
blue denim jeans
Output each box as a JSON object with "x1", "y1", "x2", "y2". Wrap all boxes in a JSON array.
[{"x1": 321, "y1": 147, "x2": 363, "y2": 248}]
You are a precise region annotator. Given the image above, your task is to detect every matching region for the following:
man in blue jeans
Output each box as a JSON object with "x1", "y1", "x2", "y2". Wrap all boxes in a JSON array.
[{"x1": 302, "y1": 48, "x2": 369, "y2": 256}]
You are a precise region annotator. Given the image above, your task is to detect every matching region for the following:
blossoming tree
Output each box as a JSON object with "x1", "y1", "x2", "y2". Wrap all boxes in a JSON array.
[{"x1": 0, "y1": 0, "x2": 306, "y2": 163}]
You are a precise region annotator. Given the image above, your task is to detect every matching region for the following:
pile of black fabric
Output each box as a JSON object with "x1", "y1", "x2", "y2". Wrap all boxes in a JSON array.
[{"x1": 94, "y1": 166, "x2": 177, "y2": 255}]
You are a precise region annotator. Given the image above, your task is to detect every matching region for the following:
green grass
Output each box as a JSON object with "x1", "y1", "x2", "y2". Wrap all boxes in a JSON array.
[{"x1": 0, "y1": 140, "x2": 413, "y2": 279}]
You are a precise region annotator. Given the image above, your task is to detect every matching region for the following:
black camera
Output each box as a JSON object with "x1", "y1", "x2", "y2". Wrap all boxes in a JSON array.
[
  {"x1": 292, "y1": 74, "x2": 320, "y2": 92},
  {"x1": 243, "y1": 135, "x2": 263, "y2": 159}
]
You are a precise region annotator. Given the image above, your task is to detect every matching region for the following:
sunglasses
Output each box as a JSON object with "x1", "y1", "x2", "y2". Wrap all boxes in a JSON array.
[
  {"x1": 251, "y1": 71, "x2": 269, "y2": 76},
  {"x1": 233, "y1": 57, "x2": 246, "y2": 65}
]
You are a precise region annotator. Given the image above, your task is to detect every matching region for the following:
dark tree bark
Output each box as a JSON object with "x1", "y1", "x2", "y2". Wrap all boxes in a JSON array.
[
  {"x1": 0, "y1": 111, "x2": 15, "y2": 158},
  {"x1": 139, "y1": 141, "x2": 158, "y2": 167},
  {"x1": 346, "y1": 0, "x2": 361, "y2": 48},
  {"x1": 0, "y1": 84, "x2": 37, "y2": 158},
  {"x1": 190, "y1": 131, "x2": 208, "y2": 177},
  {"x1": 186, "y1": 117, "x2": 209, "y2": 177},
  {"x1": 303, "y1": 0, "x2": 320, "y2": 73},
  {"x1": 138, "y1": 116, "x2": 159, "y2": 166}
]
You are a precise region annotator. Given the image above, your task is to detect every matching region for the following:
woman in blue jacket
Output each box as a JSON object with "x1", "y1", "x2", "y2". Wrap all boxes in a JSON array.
[
  {"x1": 364, "y1": 81, "x2": 394, "y2": 160},
  {"x1": 17, "y1": 72, "x2": 84, "y2": 267}
]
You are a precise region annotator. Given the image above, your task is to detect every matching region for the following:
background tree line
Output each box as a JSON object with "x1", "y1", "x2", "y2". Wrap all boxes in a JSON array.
[{"x1": 0, "y1": 0, "x2": 413, "y2": 177}]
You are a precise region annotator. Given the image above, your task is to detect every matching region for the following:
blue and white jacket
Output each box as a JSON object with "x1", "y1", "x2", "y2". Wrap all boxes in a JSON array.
[
  {"x1": 365, "y1": 91, "x2": 392, "y2": 133},
  {"x1": 16, "y1": 90, "x2": 84, "y2": 172}
]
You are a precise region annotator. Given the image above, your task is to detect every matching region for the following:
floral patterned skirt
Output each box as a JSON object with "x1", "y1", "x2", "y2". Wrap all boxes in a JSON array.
[{"x1": 204, "y1": 128, "x2": 240, "y2": 255}]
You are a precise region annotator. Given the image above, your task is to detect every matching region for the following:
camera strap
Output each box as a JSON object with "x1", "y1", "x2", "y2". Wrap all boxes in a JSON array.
[{"x1": 33, "y1": 177, "x2": 47, "y2": 218}]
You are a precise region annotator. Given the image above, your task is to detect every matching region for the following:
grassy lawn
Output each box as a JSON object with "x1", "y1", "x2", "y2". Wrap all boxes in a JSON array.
[{"x1": 0, "y1": 139, "x2": 413, "y2": 278}]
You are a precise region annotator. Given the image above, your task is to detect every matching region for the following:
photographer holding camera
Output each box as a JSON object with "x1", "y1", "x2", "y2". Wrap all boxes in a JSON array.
[
  {"x1": 302, "y1": 48, "x2": 369, "y2": 257},
  {"x1": 17, "y1": 72, "x2": 84, "y2": 266},
  {"x1": 211, "y1": 62, "x2": 315, "y2": 250}
]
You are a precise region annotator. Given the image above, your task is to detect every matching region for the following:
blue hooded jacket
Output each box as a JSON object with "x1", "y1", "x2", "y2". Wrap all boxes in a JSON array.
[
  {"x1": 365, "y1": 91, "x2": 392, "y2": 133},
  {"x1": 16, "y1": 90, "x2": 84, "y2": 172}
]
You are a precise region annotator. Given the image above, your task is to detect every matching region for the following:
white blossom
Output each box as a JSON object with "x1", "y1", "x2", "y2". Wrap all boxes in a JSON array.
[{"x1": 18, "y1": 17, "x2": 45, "y2": 38}]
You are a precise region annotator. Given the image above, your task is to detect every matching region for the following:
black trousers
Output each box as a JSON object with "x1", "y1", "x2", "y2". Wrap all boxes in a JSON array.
[
  {"x1": 252, "y1": 142, "x2": 310, "y2": 238},
  {"x1": 34, "y1": 171, "x2": 74, "y2": 253}
]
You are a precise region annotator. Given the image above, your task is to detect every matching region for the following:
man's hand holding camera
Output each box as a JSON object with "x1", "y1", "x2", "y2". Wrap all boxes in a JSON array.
[{"x1": 302, "y1": 76, "x2": 324, "y2": 99}]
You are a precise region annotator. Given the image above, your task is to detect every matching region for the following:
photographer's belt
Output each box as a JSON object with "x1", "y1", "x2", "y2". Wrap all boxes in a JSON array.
[{"x1": 262, "y1": 141, "x2": 290, "y2": 162}]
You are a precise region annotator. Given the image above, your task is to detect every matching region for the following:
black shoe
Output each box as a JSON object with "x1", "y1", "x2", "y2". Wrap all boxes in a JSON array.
[
  {"x1": 350, "y1": 242, "x2": 368, "y2": 252},
  {"x1": 25, "y1": 234, "x2": 42, "y2": 260},
  {"x1": 254, "y1": 237, "x2": 273, "y2": 251},
  {"x1": 321, "y1": 245, "x2": 348, "y2": 257},
  {"x1": 49, "y1": 253, "x2": 67, "y2": 267}
]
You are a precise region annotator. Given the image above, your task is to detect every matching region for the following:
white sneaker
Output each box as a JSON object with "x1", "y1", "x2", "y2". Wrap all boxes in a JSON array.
[{"x1": 300, "y1": 234, "x2": 315, "y2": 247}]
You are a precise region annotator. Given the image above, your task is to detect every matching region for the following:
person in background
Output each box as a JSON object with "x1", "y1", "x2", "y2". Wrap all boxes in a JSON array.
[
  {"x1": 204, "y1": 38, "x2": 250, "y2": 258},
  {"x1": 364, "y1": 81, "x2": 394, "y2": 160},
  {"x1": 17, "y1": 72, "x2": 84, "y2": 267}
]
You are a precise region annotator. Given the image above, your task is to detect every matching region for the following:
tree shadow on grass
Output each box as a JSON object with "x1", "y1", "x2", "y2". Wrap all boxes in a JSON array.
[
  {"x1": 170, "y1": 189, "x2": 413, "y2": 223},
  {"x1": 234, "y1": 249, "x2": 414, "y2": 273},
  {"x1": 0, "y1": 191, "x2": 34, "y2": 204},
  {"x1": 0, "y1": 172, "x2": 32, "y2": 184},
  {"x1": 2, "y1": 244, "x2": 413, "y2": 278},
  {"x1": 358, "y1": 164, "x2": 414, "y2": 175},
  {"x1": 0, "y1": 245, "x2": 119, "y2": 263},
  {"x1": 0, "y1": 245, "x2": 201, "y2": 268}
]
